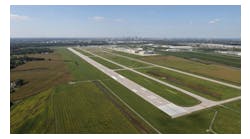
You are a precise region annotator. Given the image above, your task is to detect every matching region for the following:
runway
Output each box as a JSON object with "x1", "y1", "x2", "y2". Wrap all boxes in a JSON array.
[
  {"x1": 68, "y1": 47, "x2": 189, "y2": 118},
  {"x1": 68, "y1": 47, "x2": 241, "y2": 118}
]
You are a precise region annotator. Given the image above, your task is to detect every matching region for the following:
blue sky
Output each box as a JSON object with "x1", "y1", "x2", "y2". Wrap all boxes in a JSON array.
[{"x1": 10, "y1": 5, "x2": 241, "y2": 38}]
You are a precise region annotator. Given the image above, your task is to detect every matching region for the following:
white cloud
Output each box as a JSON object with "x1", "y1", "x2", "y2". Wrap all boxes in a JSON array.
[
  {"x1": 11, "y1": 14, "x2": 29, "y2": 21},
  {"x1": 91, "y1": 16, "x2": 105, "y2": 22},
  {"x1": 208, "y1": 18, "x2": 221, "y2": 24}
]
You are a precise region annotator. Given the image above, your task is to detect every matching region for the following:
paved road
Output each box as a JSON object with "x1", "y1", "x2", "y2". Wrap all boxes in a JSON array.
[
  {"x1": 69, "y1": 47, "x2": 241, "y2": 118},
  {"x1": 104, "y1": 48, "x2": 241, "y2": 90}
]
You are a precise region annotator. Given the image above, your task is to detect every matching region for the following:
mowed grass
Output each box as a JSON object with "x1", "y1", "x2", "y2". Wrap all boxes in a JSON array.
[
  {"x1": 11, "y1": 51, "x2": 72, "y2": 101},
  {"x1": 139, "y1": 55, "x2": 241, "y2": 85},
  {"x1": 73, "y1": 47, "x2": 95, "y2": 57},
  {"x1": 138, "y1": 67, "x2": 240, "y2": 101},
  {"x1": 213, "y1": 100, "x2": 241, "y2": 134},
  {"x1": 117, "y1": 70, "x2": 200, "y2": 106},
  {"x1": 106, "y1": 49, "x2": 143, "y2": 58},
  {"x1": 76, "y1": 48, "x2": 123, "y2": 69},
  {"x1": 160, "y1": 51, "x2": 241, "y2": 68},
  {"x1": 57, "y1": 48, "x2": 109, "y2": 81},
  {"x1": 102, "y1": 79, "x2": 241, "y2": 133},
  {"x1": 83, "y1": 48, "x2": 150, "y2": 68}
]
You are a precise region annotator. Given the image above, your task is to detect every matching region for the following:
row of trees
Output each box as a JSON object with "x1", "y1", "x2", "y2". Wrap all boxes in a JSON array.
[{"x1": 10, "y1": 56, "x2": 45, "y2": 69}]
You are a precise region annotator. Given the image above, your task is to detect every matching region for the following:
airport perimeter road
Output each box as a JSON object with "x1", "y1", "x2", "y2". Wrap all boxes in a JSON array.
[
  {"x1": 79, "y1": 48, "x2": 241, "y2": 116},
  {"x1": 68, "y1": 47, "x2": 190, "y2": 118},
  {"x1": 104, "y1": 49, "x2": 241, "y2": 90}
]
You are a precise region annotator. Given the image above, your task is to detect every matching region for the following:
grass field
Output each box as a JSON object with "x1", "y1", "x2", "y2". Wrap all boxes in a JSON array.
[
  {"x1": 11, "y1": 48, "x2": 156, "y2": 133},
  {"x1": 11, "y1": 47, "x2": 241, "y2": 133},
  {"x1": 102, "y1": 79, "x2": 241, "y2": 133},
  {"x1": 137, "y1": 67, "x2": 240, "y2": 101},
  {"x1": 51, "y1": 82, "x2": 143, "y2": 133},
  {"x1": 57, "y1": 48, "x2": 109, "y2": 81},
  {"x1": 159, "y1": 51, "x2": 241, "y2": 68},
  {"x1": 81, "y1": 48, "x2": 150, "y2": 68},
  {"x1": 86, "y1": 56, "x2": 122, "y2": 69},
  {"x1": 86, "y1": 48, "x2": 241, "y2": 85},
  {"x1": 10, "y1": 51, "x2": 72, "y2": 101},
  {"x1": 139, "y1": 55, "x2": 241, "y2": 85},
  {"x1": 11, "y1": 82, "x2": 152, "y2": 133},
  {"x1": 117, "y1": 70, "x2": 200, "y2": 106}
]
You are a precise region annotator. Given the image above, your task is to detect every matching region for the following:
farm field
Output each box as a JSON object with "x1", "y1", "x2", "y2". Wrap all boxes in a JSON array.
[
  {"x1": 52, "y1": 82, "x2": 149, "y2": 133},
  {"x1": 137, "y1": 67, "x2": 240, "y2": 101},
  {"x1": 116, "y1": 70, "x2": 200, "y2": 106},
  {"x1": 10, "y1": 51, "x2": 72, "y2": 101},
  {"x1": 11, "y1": 82, "x2": 150, "y2": 133},
  {"x1": 105, "y1": 49, "x2": 241, "y2": 85},
  {"x1": 10, "y1": 48, "x2": 156, "y2": 133}
]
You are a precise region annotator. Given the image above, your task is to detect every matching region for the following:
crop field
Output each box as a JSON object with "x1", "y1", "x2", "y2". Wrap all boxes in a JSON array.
[
  {"x1": 117, "y1": 70, "x2": 200, "y2": 106},
  {"x1": 11, "y1": 48, "x2": 156, "y2": 133},
  {"x1": 11, "y1": 81, "x2": 151, "y2": 133},
  {"x1": 10, "y1": 51, "x2": 72, "y2": 101},
  {"x1": 137, "y1": 67, "x2": 240, "y2": 101},
  {"x1": 11, "y1": 47, "x2": 241, "y2": 134},
  {"x1": 52, "y1": 82, "x2": 144, "y2": 133},
  {"x1": 139, "y1": 55, "x2": 241, "y2": 85},
  {"x1": 11, "y1": 88, "x2": 53, "y2": 133},
  {"x1": 159, "y1": 51, "x2": 241, "y2": 68}
]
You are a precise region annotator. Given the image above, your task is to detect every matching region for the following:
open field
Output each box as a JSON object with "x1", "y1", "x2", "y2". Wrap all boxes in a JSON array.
[
  {"x1": 117, "y1": 70, "x2": 200, "y2": 106},
  {"x1": 57, "y1": 48, "x2": 109, "y2": 81},
  {"x1": 11, "y1": 48, "x2": 156, "y2": 133},
  {"x1": 102, "y1": 79, "x2": 241, "y2": 133},
  {"x1": 11, "y1": 47, "x2": 241, "y2": 133},
  {"x1": 139, "y1": 55, "x2": 241, "y2": 85},
  {"x1": 11, "y1": 82, "x2": 151, "y2": 133},
  {"x1": 82, "y1": 48, "x2": 150, "y2": 68},
  {"x1": 159, "y1": 51, "x2": 241, "y2": 68},
  {"x1": 52, "y1": 82, "x2": 143, "y2": 133},
  {"x1": 104, "y1": 48, "x2": 240, "y2": 85},
  {"x1": 11, "y1": 88, "x2": 53, "y2": 133},
  {"x1": 137, "y1": 67, "x2": 240, "y2": 101},
  {"x1": 80, "y1": 47, "x2": 240, "y2": 101},
  {"x1": 10, "y1": 51, "x2": 72, "y2": 101}
]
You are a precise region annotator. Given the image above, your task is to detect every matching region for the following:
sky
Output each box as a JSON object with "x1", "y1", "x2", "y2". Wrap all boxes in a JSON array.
[{"x1": 10, "y1": 5, "x2": 241, "y2": 38}]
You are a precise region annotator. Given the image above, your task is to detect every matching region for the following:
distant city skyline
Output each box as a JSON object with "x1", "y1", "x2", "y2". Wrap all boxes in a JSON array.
[{"x1": 11, "y1": 5, "x2": 241, "y2": 38}]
